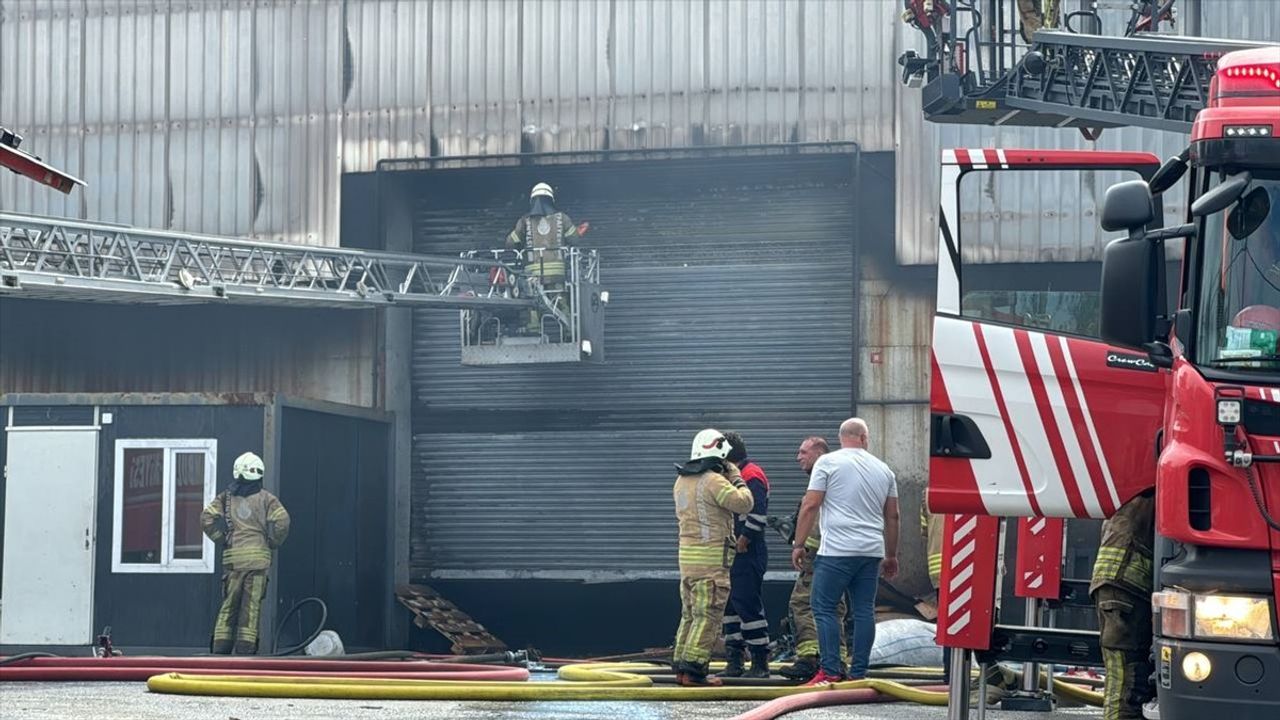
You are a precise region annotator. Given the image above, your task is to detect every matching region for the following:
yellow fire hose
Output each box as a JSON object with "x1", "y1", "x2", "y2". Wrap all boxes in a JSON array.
[
  {"x1": 147, "y1": 662, "x2": 944, "y2": 703},
  {"x1": 145, "y1": 661, "x2": 1101, "y2": 706}
]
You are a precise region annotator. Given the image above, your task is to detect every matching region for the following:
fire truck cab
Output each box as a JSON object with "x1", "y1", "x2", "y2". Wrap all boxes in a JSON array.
[{"x1": 927, "y1": 47, "x2": 1280, "y2": 720}]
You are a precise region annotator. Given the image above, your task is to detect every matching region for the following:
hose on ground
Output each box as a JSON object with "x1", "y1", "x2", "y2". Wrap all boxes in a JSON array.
[
  {"x1": 0, "y1": 657, "x2": 527, "y2": 683},
  {"x1": 730, "y1": 687, "x2": 932, "y2": 720},
  {"x1": 270, "y1": 596, "x2": 327, "y2": 656},
  {"x1": 0, "y1": 652, "x2": 61, "y2": 666},
  {"x1": 145, "y1": 661, "x2": 953, "y2": 702}
]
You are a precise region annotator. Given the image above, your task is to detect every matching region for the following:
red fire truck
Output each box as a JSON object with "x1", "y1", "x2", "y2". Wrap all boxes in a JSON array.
[{"x1": 903, "y1": 3, "x2": 1280, "y2": 718}]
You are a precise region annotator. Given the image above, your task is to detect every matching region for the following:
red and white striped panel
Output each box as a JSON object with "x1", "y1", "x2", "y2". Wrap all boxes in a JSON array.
[
  {"x1": 942, "y1": 148, "x2": 1160, "y2": 170},
  {"x1": 935, "y1": 513, "x2": 1001, "y2": 650},
  {"x1": 930, "y1": 315, "x2": 1155, "y2": 519},
  {"x1": 1014, "y1": 516, "x2": 1065, "y2": 600}
]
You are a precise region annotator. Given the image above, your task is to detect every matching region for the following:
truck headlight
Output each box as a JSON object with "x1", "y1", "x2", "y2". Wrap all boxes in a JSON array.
[{"x1": 1194, "y1": 594, "x2": 1274, "y2": 640}]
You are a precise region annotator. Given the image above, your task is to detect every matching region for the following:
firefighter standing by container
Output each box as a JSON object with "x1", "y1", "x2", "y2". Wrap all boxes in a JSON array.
[
  {"x1": 506, "y1": 182, "x2": 579, "y2": 336},
  {"x1": 779, "y1": 435, "x2": 848, "y2": 681},
  {"x1": 672, "y1": 429, "x2": 756, "y2": 686},
  {"x1": 201, "y1": 451, "x2": 291, "y2": 655},
  {"x1": 1090, "y1": 489, "x2": 1156, "y2": 720},
  {"x1": 720, "y1": 431, "x2": 773, "y2": 678}
]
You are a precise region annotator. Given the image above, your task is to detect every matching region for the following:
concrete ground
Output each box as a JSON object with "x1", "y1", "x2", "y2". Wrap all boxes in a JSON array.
[{"x1": 0, "y1": 681, "x2": 1105, "y2": 720}]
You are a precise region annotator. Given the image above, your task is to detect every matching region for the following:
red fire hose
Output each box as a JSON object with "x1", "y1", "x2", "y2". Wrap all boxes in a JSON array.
[
  {"x1": 0, "y1": 656, "x2": 529, "y2": 683},
  {"x1": 729, "y1": 684, "x2": 951, "y2": 720}
]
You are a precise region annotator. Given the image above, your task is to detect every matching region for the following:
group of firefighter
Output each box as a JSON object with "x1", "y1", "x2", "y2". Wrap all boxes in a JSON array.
[
  {"x1": 671, "y1": 427, "x2": 895, "y2": 688},
  {"x1": 664, "y1": 417, "x2": 1155, "y2": 716},
  {"x1": 194, "y1": 178, "x2": 1157, "y2": 714},
  {"x1": 195, "y1": 444, "x2": 1153, "y2": 716}
]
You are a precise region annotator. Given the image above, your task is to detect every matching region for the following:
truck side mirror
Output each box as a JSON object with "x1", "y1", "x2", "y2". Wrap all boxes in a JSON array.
[
  {"x1": 1148, "y1": 152, "x2": 1189, "y2": 195},
  {"x1": 1101, "y1": 180, "x2": 1156, "y2": 235},
  {"x1": 1192, "y1": 172, "x2": 1251, "y2": 218},
  {"x1": 1100, "y1": 236, "x2": 1160, "y2": 349}
]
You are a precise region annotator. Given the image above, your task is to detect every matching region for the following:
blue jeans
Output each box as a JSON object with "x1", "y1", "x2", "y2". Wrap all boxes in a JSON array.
[{"x1": 811, "y1": 554, "x2": 880, "y2": 678}]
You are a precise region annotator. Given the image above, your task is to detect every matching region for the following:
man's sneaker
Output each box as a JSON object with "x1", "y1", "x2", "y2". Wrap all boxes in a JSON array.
[{"x1": 803, "y1": 669, "x2": 847, "y2": 687}]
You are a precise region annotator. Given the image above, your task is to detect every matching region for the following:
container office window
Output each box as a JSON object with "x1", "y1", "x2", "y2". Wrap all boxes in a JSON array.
[{"x1": 113, "y1": 439, "x2": 217, "y2": 573}]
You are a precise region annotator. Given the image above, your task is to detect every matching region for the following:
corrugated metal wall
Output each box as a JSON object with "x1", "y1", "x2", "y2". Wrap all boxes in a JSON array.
[
  {"x1": 403, "y1": 152, "x2": 861, "y2": 579},
  {"x1": 0, "y1": 0, "x2": 898, "y2": 245},
  {"x1": 0, "y1": 299, "x2": 379, "y2": 406}
]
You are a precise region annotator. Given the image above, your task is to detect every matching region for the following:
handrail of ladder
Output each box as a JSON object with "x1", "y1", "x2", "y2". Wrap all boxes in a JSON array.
[
  {"x1": 1006, "y1": 31, "x2": 1277, "y2": 133},
  {"x1": 0, "y1": 212, "x2": 567, "y2": 310}
]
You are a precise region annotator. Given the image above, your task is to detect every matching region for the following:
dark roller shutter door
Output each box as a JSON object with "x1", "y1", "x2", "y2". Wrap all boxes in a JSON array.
[{"x1": 407, "y1": 153, "x2": 858, "y2": 579}]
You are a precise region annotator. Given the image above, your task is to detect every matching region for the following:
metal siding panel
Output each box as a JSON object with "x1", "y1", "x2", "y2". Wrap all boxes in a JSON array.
[
  {"x1": 169, "y1": 125, "x2": 254, "y2": 236},
  {"x1": 80, "y1": 127, "x2": 167, "y2": 228},
  {"x1": 168, "y1": 3, "x2": 254, "y2": 123},
  {"x1": 253, "y1": 117, "x2": 340, "y2": 244},
  {"x1": 0, "y1": 299, "x2": 377, "y2": 407},
  {"x1": 253, "y1": 1, "x2": 341, "y2": 119},
  {"x1": 1201, "y1": 1, "x2": 1280, "y2": 42},
  {"x1": 82, "y1": 0, "x2": 168, "y2": 127},
  {"x1": 523, "y1": 0, "x2": 608, "y2": 152},
  {"x1": 429, "y1": 0, "x2": 521, "y2": 158},
  {"x1": 407, "y1": 154, "x2": 857, "y2": 578}
]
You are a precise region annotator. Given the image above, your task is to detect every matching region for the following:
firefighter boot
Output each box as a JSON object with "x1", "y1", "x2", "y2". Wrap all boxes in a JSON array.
[
  {"x1": 780, "y1": 655, "x2": 820, "y2": 681},
  {"x1": 675, "y1": 661, "x2": 723, "y2": 687},
  {"x1": 744, "y1": 649, "x2": 771, "y2": 679},
  {"x1": 721, "y1": 646, "x2": 746, "y2": 677}
]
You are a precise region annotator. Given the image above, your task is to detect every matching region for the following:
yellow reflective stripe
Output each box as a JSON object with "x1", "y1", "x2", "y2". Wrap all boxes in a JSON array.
[
  {"x1": 224, "y1": 548, "x2": 272, "y2": 563},
  {"x1": 679, "y1": 545, "x2": 724, "y2": 565},
  {"x1": 714, "y1": 484, "x2": 739, "y2": 504},
  {"x1": 804, "y1": 536, "x2": 821, "y2": 550},
  {"x1": 1091, "y1": 546, "x2": 1152, "y2": 590},
  {"x1": 687, "y1": 580, "x2": 709, "y2": 663},
  {"x1": 268, "y1": 507, "x2": 288, "y2": 521}
]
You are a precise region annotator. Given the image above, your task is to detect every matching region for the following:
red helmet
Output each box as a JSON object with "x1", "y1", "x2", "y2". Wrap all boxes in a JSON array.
[{"x1": 1232, "y1": 305, "x2": 1280, "y2": 332}]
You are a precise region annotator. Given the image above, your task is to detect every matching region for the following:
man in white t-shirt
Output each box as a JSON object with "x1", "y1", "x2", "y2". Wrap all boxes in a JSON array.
[{"x1": 790, "y1": 417, "x2": 900, "y2": 684}]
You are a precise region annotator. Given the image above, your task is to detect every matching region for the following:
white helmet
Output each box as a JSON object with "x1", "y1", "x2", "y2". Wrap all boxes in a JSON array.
[
  {"x1": 233, "y1": 451, "x2": 265, "y2": 481},
  {"x1": 690, "y1": 429, "x2": 732, "y2": 461},
  {"x1": 530, "y1": 182, "x2": 554, "y2": 201}
]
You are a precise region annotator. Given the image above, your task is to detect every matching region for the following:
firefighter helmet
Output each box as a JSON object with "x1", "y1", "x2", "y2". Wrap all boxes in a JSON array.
[
  {"x1": 233, "y1": 451, "x2": 265, "y2": 481},
  {"x1": 690, "y1": 429, "x2": 732, "y2": 461},
  {"x1": 1232, "y1": 305, "x2": 1280, "y2": 333},
  {"x1": 530, "y1": 182, "x2": 554, "y2": 201}
]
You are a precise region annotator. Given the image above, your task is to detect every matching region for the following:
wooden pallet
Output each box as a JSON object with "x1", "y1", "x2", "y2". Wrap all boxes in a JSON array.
[{"x1": 396, "y1": 584, "x2": 508, "y2": 655}]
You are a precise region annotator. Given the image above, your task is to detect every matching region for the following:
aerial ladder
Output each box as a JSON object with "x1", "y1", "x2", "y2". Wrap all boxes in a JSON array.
[
  {"x1": 900, "y1": 2, "x2": 1280, "y2": 718},
  {"x1": 899, "y1": 0, "x2": 1265, "y2": 135},
  {"x1": 0, "y1": 130, "x2": 606, "y2": 366}
]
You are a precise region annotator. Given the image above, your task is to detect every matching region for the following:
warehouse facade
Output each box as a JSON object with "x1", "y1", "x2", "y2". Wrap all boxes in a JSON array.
[{"x1": 4, "y1": 0, "x2": 1275, "y2": 652}]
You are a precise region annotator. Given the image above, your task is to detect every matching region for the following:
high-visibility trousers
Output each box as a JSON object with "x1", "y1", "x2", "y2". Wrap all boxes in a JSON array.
[
  {"x1": 212, "y1": 568, "x2": 268, "y2": 655},
  {"x1": 673, "y1": 569, "x2": 732, "y2": 673},
  {"x1": 1094, "y1": 585, "x2": 1155, "y2": 720}
]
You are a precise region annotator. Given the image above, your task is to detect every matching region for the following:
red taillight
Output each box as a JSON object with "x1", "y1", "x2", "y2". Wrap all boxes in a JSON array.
[{"x1": 1220, "y1": 64, "x2": 1280, "y2": 91}]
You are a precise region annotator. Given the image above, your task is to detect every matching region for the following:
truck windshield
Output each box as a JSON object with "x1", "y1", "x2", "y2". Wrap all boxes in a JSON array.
[{"x1": 1196, "y1": 178, "x2": 1280, "y2": 369}]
